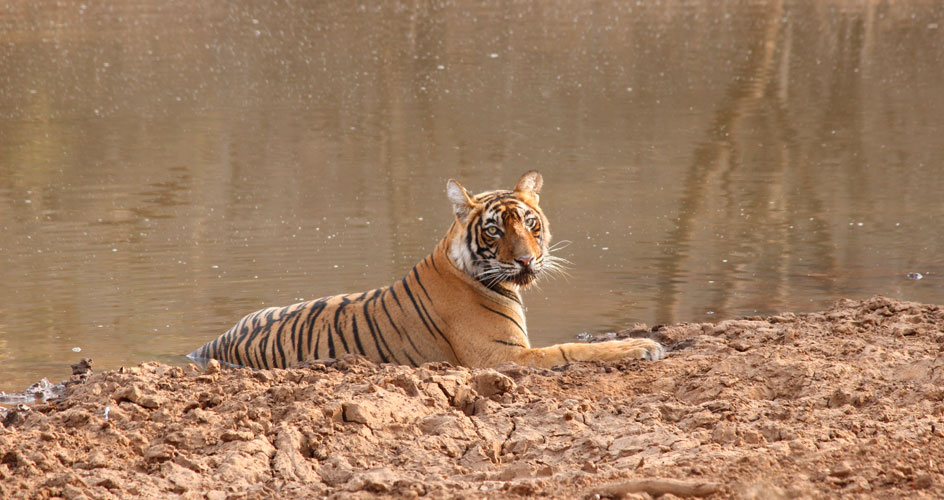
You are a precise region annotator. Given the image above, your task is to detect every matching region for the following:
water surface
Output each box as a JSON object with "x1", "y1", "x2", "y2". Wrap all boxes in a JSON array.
[{"x1": 2, "y1": 0, "x2": 943, "y2": 392}]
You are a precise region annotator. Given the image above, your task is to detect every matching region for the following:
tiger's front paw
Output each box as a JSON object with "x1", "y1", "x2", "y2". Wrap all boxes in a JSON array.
[
  {"x1": 594, "y1": 338, "x2": 665, "y2": 362},
  {"x1": 639, "y1": 339, "x2": 665, "y2": 361}
]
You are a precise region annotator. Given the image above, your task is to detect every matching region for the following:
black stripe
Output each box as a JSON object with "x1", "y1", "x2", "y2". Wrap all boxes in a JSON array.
[
  {"x1": 334, "y1": 299, "x2": 352, "y2": 354},
  {"x1": 275, "y1": 306, "x2": 306, "y2": 366},
  {"x1": 465, "y1": 220, "x2": 477, "y2": 255},
  {"x1": 258, "y1": 334, "x2": 271, "y2": 370},
  {"x1": 400, "y1": 279, "x2": 436, "y2": 340},
  {"x1": 213, "y1": 336, "x2": 225, "y2": 359},
  {"x1": 232, "y1": 319, "x2": 249, "y2": 367},
  {"x1": 559, "y1": 346, "x2": 570, "y2": 363},
  {"x1": 350, "y1": 311, "x2": 368, "y2": 357},
  {"x1": 362, "y1": 290, "x2": 392, "y2": 363},
  {"x1": 412, "y1": 267, "x2": 433, "y2": 302},
  {"x1": 369, "y1": 289, "x2": 399, "y2": 362},
  {"x1": 257, "y1": 309, "x2": 278, "y2": 369},
  {"x1": 227, "y1": 317, "x2": 246, "y2": 364},
  {"x1": 379, "y1": 290, "x2": 405, "y2": 341},
  {"x1": 389, "y1": 287, "x2": 403, "y2": 309},
  {"x1": 237, "y1": 320, "x2": 251, "y2": 365},
  {"x1": 327, "y1": 312, "x2": 337, "y2": 359},
  {"x1": 217, "y1": 328, "x2": 232, "y2": 363},
  {"x1": 252, "y1": 325, "x2": 269, "y2": 369},
  {"x1": 381, "y1": 289, "x2": 422, "y2": 356},
  {"x1": 480, "y1": 304, "x2": 526, "y2": 336},
  {"x1": 287, "y1": 306, "x2": 303, "y2": 362},
  {"x1": 483, "y1": 283, "x2": 522, "y2": 305},
  {"x1": 274, "y1": 325, "x2": 288, "y2": 368},
  {"x1": 402, "y1": 278, "x2": 459, "y2": 361},
  {"x1": 203, "y1": 337, "x2": 219, "y2": 359},
  {"x1": 493, "y1": 339, "x2": 526, "y2": 348},
  {"x1": 288, "y1": 308, "x2": 305, "y2": 362},
  {"x1": 242, "y1": 312, "x2": 267, "y2": 368},
  {"x1": 305, "y1": 301, "x2": 327, "y2": 359},
  {"x1": 502, "y1": 205, "x2": 521, "y2": 222},
  {"x1": 211, "y1": 332, "x2": 226, "y2": 361}
]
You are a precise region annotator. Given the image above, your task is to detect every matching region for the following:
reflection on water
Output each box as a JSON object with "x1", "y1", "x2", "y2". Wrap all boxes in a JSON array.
[{"x1": 1, "y1": 0, "x2": 942, "y2": 392}]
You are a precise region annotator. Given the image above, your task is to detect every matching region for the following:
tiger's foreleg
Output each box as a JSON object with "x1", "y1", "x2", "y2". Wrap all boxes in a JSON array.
[{"x1": 512, "y1": 338, "x2": 665, "y2": 369}]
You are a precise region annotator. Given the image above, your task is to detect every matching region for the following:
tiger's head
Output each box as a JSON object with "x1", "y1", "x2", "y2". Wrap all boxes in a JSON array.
[{"x1": 446, "y1": 171, "x2": 563, "y2": 289}]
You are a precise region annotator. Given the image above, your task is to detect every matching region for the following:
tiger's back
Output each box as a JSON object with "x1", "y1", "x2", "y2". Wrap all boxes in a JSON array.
[
  {"x1": 189, "y1": 252, "x2": 464, "y2": 369},
  {"x1": 189, "y1": 171, "x2": 665, "y2": 370}
]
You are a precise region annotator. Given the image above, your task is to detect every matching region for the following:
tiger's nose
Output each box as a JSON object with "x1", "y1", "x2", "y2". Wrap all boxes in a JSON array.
[{"x1": 516, "y1": 255, "x2": 534, "y2": 267}]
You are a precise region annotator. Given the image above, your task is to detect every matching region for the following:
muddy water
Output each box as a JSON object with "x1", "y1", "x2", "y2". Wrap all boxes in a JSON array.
[{"x1": 1, "y1": 0, "x2": 942, "y2": 392}]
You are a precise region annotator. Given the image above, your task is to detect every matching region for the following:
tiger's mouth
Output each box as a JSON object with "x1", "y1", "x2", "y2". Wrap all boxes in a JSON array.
[
  {"x1": 509, "y1": 269, "x2": 538, "y2": 286},
  {"x1": 474, "y1": 261, "x2": 542, "y2": 289}
]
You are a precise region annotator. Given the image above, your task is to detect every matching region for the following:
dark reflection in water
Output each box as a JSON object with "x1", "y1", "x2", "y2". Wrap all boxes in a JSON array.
[{"x1": 1, "y1": 0, "x2": 942, "y2": 391}]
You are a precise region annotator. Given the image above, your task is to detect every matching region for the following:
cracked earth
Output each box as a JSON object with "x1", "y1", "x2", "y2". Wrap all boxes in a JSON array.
[{"x1": 1, "y1": 296, "x2": 943, "y2": 499}]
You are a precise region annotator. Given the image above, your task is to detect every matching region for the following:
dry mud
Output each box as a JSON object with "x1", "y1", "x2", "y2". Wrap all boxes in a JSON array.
[{"x1": 1, "y1": 296, "x2": 943, "y2": 499}]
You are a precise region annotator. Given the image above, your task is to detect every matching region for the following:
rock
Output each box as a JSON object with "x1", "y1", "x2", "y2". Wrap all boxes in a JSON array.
[
  {"x1": 458, "y1": 442, "x2": 499, "y2": 471},
  {"x1": 503, "y1": 425, "x2": 547, "y2": 455},
  {"x1": 204, "y1": 359, "x2": 221, "y2": 375},
  {"x1": 471, "y1": 370, "x2": 516, "y2": 397},
  {"x1": 384, "y1": 373, "x2": 421, "y2": 397},
  {"x1": 496, "y1": 462, "x2": 532, "y2": 481},
  {"x1": 143, "y1": 444, "x2": 174, "y2": 463},
  {"x1": 214, "y1": 451, "x2": 271, "y2": 486},
  {"x1": 62, "y1": 483, "x2": 88, "y2": 500},
  {"x1": 712, "y1": 421, "x2": 738, "y2": 445},
  {"x1": 342, "y1": 402, "x2": 376, "y2": 427},
  {"x1": 272, "y1": 425, "x2": 319, "y2": 482},
  {"x1": 71, "y1": 358, "x2": 93, "y2": 376},
  {"x1": 138, "y1": 394, "x2": 161, "y2": 409},
  {"x1": 319, "y1": 457, "x2": 353, "y2": 487},
  {"x1": 91, "y1": 469, "x2": 122, "y2": 491},
  {"x1": 161, "y1": 461, "x2": 201, "y2": 493},
  {"x1": 84, "y1": 449, "x2": 107, "y2": 469},
  {"x1": 347, "y1": 467, "x2": 403, "y2": 492},
  {"x1": 220, "y1": 430, "x2": 254, "y2": 442},
  {"x1": 419, "y1": 414, "x2": 460, "y2": 436},
  {"x1": 113, "y1": 384, "x2": 159, "y2": 408},
  {"x1": 828, "y1": 389, "x2": 851, "y2": 408},
  {"x1": 829, "y1": 461, "x2": 853, "y2": 478},
  {"x1": 451, "y1": 385, "x2": 477, "y2": 415}
]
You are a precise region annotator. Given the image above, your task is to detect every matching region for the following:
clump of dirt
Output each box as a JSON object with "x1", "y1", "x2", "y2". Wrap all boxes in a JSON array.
[{"x1": 1, "y1": 296, "x2": 942, "y2": 499}]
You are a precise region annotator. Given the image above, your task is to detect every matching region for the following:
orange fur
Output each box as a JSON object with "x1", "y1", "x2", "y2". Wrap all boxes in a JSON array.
[{"x1": 188, "y1": 171, "x2": 664, "y2": 369}]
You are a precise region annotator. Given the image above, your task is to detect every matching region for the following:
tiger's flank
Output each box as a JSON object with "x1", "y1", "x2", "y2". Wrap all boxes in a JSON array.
[{"x1": 188, "y1": 171, "x2": 665, "y2": 369}]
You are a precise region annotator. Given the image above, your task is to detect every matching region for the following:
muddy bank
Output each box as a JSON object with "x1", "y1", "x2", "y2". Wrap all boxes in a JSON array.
[{"x1": 1, "y1": 296, "x2": 942, "y2": 499}]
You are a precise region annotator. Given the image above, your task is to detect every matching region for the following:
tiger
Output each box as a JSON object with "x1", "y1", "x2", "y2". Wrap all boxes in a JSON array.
[{"x1": 187, "y1": 171, "x2": 664, "y2": 370}]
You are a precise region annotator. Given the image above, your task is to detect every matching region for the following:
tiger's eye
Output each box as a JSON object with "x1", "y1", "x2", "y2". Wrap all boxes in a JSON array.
[
  {"x1": 525, "y1": 217, "x2": 538, "y2": 229},
  {"x1": 485, "y1": 226, "x2": 500, "y2": 237}
]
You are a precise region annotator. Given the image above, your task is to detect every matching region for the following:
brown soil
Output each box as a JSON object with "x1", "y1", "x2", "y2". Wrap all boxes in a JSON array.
[{"x1": 1, "y1": 296, "x2": 943, "y2": 499}]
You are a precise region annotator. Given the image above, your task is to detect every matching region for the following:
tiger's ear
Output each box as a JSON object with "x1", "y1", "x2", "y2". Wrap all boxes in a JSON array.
[
  {"x1": 446, "y1": 179, "x2": 476, "y2": 222},
  {"x1": 514, "y1": 170, "x2": 543, "y2": 204}
]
